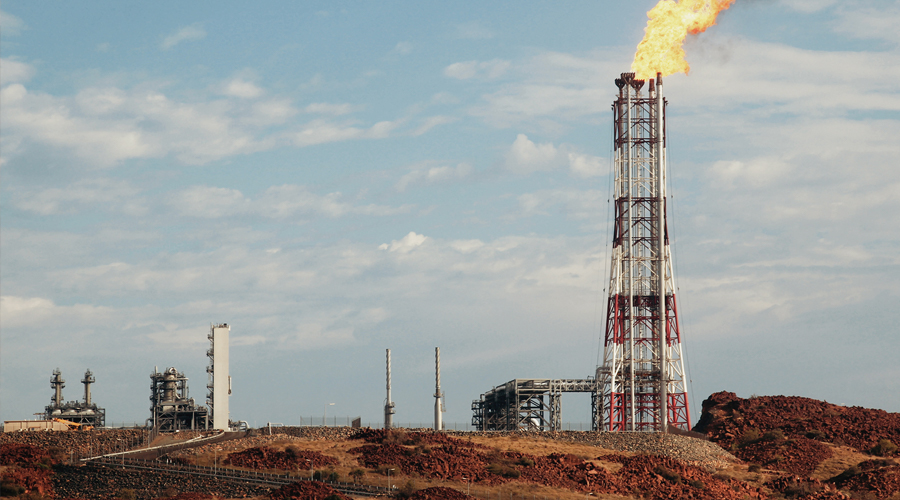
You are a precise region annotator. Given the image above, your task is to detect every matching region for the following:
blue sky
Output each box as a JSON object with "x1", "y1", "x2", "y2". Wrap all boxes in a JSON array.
[{"x1": 2, "y1": 0, "x2": 899, "y2": 427}]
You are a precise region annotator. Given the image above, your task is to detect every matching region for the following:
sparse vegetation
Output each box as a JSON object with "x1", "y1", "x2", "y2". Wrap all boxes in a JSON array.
[
  {"x1": 870, "y1": 439, "x2": 898, "y2": 457},
  {"x1": 762, "y1": 429, "x2": 786, "y2": 442},
  {"x1": 653, "y1": 465, "x2": 682, "y2": 484}
]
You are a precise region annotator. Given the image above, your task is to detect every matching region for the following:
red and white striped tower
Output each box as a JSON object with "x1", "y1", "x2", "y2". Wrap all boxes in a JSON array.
[{"x1": 597, "y1": 72, "x2": 689, "y2": 432}]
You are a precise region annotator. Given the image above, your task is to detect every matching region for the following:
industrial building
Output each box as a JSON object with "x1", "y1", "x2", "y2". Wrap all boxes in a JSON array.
[
  {"x1": 148, "y1": 367, "x2": 208, "y2": 432},
  {"x1": 44, "y1": 368, "x2": 106, "y2": 427},
  {"x1": 472, "y1": 379, "x2": 599, "y2": 431},
  {"x1": 206, "y1": 323, "x2": 231, "y2": 430}
]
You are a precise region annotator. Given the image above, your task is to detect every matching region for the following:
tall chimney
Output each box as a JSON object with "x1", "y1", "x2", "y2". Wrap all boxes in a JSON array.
[
  {"x1": 51, "y1": 368, "x2": 65, "y2": 408},
  {"x1": 597, "y1": 72, "x2": 690, "y2": 432},
  {"x1": 384, "y1": 349, "x2": 395, "y2": 429},
  {"x1": 434, "y1": 347, "x2": 443, "y2": 431},
  {"x1": 82, "y1": 369, "x2": 95, "y2": 406}
]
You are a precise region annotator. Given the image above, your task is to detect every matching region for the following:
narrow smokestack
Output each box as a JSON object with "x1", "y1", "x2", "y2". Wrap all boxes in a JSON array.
[
  {"x1": 655, "y1": 71, "x2": 668, "y2": 432},
  {"x1": 82, "y1": 369, "x2": 95, "y2": 406},
  {"x1": 384, "y1": 349, "x2": 395, "y2": 429},
  {"x1": 434, "y1": 347, "x2": 443, "y2": 431}
]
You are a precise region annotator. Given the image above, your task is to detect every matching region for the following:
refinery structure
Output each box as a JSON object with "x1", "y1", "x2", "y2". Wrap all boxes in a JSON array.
[
  {"x1": 598, "y1": 72, "x2": 689, "y2": 432},
  {"x1": 472, "y1": 72, "x2": 689, "y2": 433},
  {"x1": 43, "y1": 368, "x2": 106, "y2": 428}
]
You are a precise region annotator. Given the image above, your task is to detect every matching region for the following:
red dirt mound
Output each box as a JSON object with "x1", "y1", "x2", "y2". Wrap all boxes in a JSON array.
[
  {"x1": 408, "y1": 486, "x2": 469, "y2": 500},
  {"x1": 694, "y1": 391, "x2": 900, "y2": 455},
  {"x1": 352, "y1": 429, "x2": 485, "y2": 449},
  {"x1": 154, "y1": 493, "x2": 215, "y2": 500},
  {"x1": 829, "y1": 462, "x2": 900, "y2": 499},
  {"x1": 351, "y1": 437, "x2": 763, "y2": 499},
  {"x1": 737, "y1": 437, "x2": 833, "y2": 476},
  {"x1": 225, "y1": 446, "x2": 338, "y2": 470},
  {"x1": 269, "y1": 481, "x2": 350, "y2": 500},
  {"x1": 599, "y1": 454, "x2": 764, "y2": 500},
  {"x1": 0, "y1": 443, "x2": 57, "y2": 496}
]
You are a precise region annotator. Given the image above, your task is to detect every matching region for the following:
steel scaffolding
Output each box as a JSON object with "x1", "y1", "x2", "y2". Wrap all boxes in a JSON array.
[
  {"x1": 596, "y1": 72, "x2": 689, "y2": 432},
  {"x1": 471, "y1": 378, "x2": 600, "y2": 431}
]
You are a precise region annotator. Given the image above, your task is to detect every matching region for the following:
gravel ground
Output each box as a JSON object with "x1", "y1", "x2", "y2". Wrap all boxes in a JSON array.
[
  {"x1": 450, "y1": 430, "x2": 738, "y2": 470},
  {"x1": 170, "y1": 427, "x2": 736, "y2": 472}
]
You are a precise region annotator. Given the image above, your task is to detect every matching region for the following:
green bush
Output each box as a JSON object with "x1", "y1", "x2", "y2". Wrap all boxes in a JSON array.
[
  {"x1": 0, "y1": 482, "x2": 26, "y2": 497},
  {"x1": 688, "y1": 479, "x2": 705, "y2": 489},
  {"x1": 735, "y1": 428, "x2": 761, "y2": 449},
  {"x1": 762, "y1": 429, "x2": 786, "y2": 442},
  {"x1": 350, "y1": 468, "x2": 366, "y2": 482},
  {"x1": 486, "y1": 462, "x2": 520, "y2": 478},
  {"x1": 516, "y1": 457, "x2": 535, "y2": 467},
  {"x1": 870, "y1": 439, "x2": 898, "y2": 457},
  {"x1": 117, "y1": 489, "x2": 137, "y2": 500},
  {"x1": 805, "y1": 429, "x2": 826, "y2": 440},
  {"x1": 395, "y1": 480, "x2": 418, "y2": 499},
  {"x1": 654, "y1": 465, "x2": 682, "y2": 484}
]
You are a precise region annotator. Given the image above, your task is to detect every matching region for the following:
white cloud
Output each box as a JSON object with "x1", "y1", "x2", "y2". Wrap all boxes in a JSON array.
[
  {"x1": 0, "y1": 81, "x2": 402, "y2": 168},
  {"x1": 709, "y1": 157, "x2": 792, "y2": 190},
  {"x1": 834, "y1": 3, "x2": 900, "y2": 44},
  {"x1": 160, "y1": 24, "x2": 206, "y2": 50},
  {"x1": 222, "y1": 79, "x2": 263, "y2": 99},
  {"x1": 567, "y1": 152, "x2": 605, "y2": 178},
  {"x1": 396, "y1": 162, "x2": 471, "y2": 191},
  {"x1": 411, "y1": 115, "x2": 456, "y2": 136},
  {"x1": 0, "y1": 295, "x2": 113, "y2": 329},
  {"x1": 169, "y1": 185, "x2": 250, "y2": 218},
  {"x1": 517, "y1": 189, "x2": 605, "y2": 222},
  {"x1": 379, "y1": 231, "x2": 428, "y2": 253},
  {"x1": 168, "y1": 184, "x2": 412, "y2": 219},
  {"x1": 780, "y1": 0, "x2": 838, "y2": 13},
  {"x1": 13, "y1": 178, "x2": 145, "y2": 216},
  {"x1": 443, "y1": 59, "x2": 510, "y2": 80},
  {"x1": 0, "y1": 58, "x2": 35, "y2": 84},
  {"x1": 502, "y1": 134, "x2": 605, "y2": 177},
  {"x1": 450, "y1": 239, "x2": 485, "y2": 253},
  {"x1": 0, "y1": 10, "x2": 25, "y2": 36},
  {"x1": 291, "y1": 119, "x2": 398, "y2": 147},
  {"x1": 504, "y1": 134, "x2": 561, "y2": 174}
]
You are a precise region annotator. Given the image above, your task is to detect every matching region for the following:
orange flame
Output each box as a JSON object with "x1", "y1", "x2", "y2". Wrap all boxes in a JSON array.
[{"x1": 632, "y1": 0, "x2": 736, "y2": 80}]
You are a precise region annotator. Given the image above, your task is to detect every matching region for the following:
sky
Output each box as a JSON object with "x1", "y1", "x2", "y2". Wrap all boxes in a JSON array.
[{"x1": 2, "y1": 0, "x2": 899, "y2": 428}]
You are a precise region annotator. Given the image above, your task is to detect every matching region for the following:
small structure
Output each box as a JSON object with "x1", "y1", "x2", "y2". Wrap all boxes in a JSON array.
[
  {"x1": 149, "y1": 367, "x2": 208, "y2": 432},
  {"x1": 4, "y1": 420, "x2": 70, "y2": 432},
  {"x1": 43, "y1": 368, "x2": 106, "y2": 427}
]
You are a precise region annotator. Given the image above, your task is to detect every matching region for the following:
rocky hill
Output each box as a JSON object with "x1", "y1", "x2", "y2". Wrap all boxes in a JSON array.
[{"x1": 1, "y1": 393, "x2": 898, "y2": 500}]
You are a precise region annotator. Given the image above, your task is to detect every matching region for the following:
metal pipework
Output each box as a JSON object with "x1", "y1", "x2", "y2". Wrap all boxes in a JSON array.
[
  {"x1": 655, "y1": 72, "x2": 668, "y2": 431},
  {"x1": 82, "y1": 369, "x2": 95, "y2": 406},
  {"x1": 384, "y1": 349, "x2": 395, "y2": 429}
]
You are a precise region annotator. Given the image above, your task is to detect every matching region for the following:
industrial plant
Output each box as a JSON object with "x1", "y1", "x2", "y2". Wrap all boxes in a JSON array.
[
  {"x1": 43, "y1": 368, "x2": 106, "y2": 428},
  {"x1": 13, "y1": 76, "x2": 690, "y2": 435}
]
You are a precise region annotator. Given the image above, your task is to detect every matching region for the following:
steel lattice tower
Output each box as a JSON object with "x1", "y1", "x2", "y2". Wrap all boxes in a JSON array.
[{"x1": 596, "y1": 72, "x2": 689, "y2": 432}]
